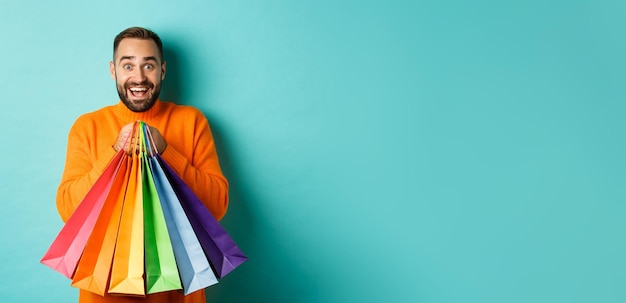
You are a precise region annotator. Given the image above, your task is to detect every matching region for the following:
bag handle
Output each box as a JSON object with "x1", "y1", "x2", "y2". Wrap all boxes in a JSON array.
[
  {"x1": 142, "y1": 122, "x2": 160, "y2": 156},
  {"x1": 130, "y1": 121, "x2": 142, "y2": 156},
  {"x1": 117, "y1": 121, "x2": 138, "y2": 153}
]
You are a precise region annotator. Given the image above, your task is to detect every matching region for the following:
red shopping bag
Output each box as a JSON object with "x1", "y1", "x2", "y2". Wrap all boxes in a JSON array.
[{"x1": 41, "y1": 150, "x2": 125, "y2": 279}]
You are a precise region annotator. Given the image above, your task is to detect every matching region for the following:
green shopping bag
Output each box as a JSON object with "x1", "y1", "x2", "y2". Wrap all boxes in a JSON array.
[{"x1": 142, "y1": 147, "x2": 182, "y2": 294}]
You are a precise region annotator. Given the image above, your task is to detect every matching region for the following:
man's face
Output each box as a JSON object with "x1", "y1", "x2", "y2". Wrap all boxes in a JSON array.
[{"x1": 110, "y1": 38, "x2": 166, "y2": 112}]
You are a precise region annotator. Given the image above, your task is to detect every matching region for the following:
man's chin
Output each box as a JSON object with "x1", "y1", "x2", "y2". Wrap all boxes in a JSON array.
[{"x1": 123, "y1": 98, "x2": 155, "y2": 112}]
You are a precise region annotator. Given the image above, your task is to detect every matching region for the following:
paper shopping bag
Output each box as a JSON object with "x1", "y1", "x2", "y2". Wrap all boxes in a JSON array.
[
  {"x1": 158, "y1": 155, "x2": 247, "y2": 278},
  {"x1": 71, "y1": 155, "x2": 130, "y2": 295},
  {"x1": 149, "y1": 155, "x2": 218, "y2": 295},
  {"x1": 108, "y1": 152, "x2": 145, "y2": 296},
  {"x1": 41, "y1": 150, "x2": 125, "y2": 279},
  {"x1": 142, "y1": 153, "x2": 182, "y2": 294}
]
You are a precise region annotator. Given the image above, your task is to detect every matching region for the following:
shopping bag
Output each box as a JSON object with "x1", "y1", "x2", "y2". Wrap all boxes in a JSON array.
[
  {"x1": 139, "y1": 122, "x2": 183, "y2": 293},
  {"x1": 45, "y1": 120, "x2": 246, "y2": 296},
  {"x1": 143, "y1": 152, "x2": 183, "y2": 294},
  {"x1": 108, "y1": 151, "x2": 145, "y2": 296},
  {"x1": 41, "y1": 150, "x2": 125, "y2": 279},
  {"x1": 71, "y1": 154, "x2": 130, "y2": 295},
  {"x1": 149, "y1": 154, "x2": 218, "y2": 295},
  {"x1": 158, "y1": 155, "x2": 247, "y2": 278}
]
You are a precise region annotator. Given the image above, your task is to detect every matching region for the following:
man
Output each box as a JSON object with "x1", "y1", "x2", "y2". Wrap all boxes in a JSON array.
[{"x1": 56, "y1": 26, "x2": 229, "y2": 303}]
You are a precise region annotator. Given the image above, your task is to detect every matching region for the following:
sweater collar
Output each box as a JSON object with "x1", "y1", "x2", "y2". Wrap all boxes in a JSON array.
[{"x1": 113, "y1": 99, "x2": 165, "y2": 121}]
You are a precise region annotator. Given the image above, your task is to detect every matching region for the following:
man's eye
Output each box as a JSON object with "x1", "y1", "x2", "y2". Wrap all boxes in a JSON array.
[
  {"x1": 123, "y1": 64, "x2": 132, "y2": 70},
  {"x1": 144, "y1": 64, "x2": 153, "y2": 70}
]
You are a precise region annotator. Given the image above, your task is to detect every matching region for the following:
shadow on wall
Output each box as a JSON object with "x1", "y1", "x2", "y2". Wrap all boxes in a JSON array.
[
  {"x1": 161, "y1": 40, "x2": 316, "y2": 302},
  {"x1": 161, "y1": 44, "x2": 187, "y2": 105}
]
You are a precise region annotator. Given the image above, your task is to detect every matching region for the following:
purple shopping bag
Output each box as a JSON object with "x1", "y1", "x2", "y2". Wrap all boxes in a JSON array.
[
  {"x1": 148, "y1": 155, "x2": 218, "y2": 295},
  {"x1": 157, "y1": 155, "x2": 247, "y2": 278}
]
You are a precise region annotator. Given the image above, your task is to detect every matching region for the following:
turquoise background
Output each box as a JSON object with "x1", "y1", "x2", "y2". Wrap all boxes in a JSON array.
[{"x1": 1, "y1": 0, "x2": 625, "y2": 302}]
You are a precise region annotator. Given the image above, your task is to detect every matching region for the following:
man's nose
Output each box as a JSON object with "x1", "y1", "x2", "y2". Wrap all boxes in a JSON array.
[{"x1": 132, "y1": 67, "x2": 147, "y2": 81}]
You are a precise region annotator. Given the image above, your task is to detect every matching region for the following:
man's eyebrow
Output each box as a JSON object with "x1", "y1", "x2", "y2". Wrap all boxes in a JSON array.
[
  {"x1": 118, "y1": 56, "x2": 135, "y2": 63},
  {"x1": 118, "y1": 56, "x2": 158, "y2": 63}
]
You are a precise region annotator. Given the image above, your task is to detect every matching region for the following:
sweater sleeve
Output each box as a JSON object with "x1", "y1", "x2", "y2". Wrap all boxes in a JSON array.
[
  {"x1": 56, "y1": 118, "x2": 118, "y2": 222},
  {"x1": 160, "y1": 115, "x2": 229, "y2": 221}
]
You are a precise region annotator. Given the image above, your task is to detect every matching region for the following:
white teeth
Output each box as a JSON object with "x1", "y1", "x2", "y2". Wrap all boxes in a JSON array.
[{"x1": 130, "y1": 87, "x2": 147, "y2": 92}]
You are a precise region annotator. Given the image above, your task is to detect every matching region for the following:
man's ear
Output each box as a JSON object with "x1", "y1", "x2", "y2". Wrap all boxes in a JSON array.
[
  {"x1": 161, "y1": 61, "x2": 167, "y2": 80},
  {"x1": 109, "y1": 61, "x2": 116, "y2": 80}
]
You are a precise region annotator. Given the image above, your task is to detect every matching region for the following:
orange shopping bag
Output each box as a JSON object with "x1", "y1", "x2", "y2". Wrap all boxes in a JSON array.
[
  {"x1": 108, "y1": 151, "x2": 145, "y2": 296},
  {"x1": 71, "y1": 155, "x2": 130, "y2": 295}
]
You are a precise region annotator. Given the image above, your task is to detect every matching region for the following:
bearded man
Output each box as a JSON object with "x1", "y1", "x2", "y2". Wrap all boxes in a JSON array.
[{"x1": 56, "y1": 26, "x2": 229, "y2": 303}]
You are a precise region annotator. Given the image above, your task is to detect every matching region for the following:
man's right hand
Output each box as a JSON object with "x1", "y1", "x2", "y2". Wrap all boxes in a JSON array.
[{"x1": 113, "y1": 122, "x2": 137, "y2": 153}]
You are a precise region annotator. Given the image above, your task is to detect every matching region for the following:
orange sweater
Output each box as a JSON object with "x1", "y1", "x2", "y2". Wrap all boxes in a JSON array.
[{"x1": 56, "y1": 100, "x2": 229, "y2": 303}]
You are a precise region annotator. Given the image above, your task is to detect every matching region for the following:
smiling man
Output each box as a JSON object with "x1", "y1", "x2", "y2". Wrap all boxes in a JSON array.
[
  {"x1": 112, "y1": 32, "x2": 164, "y2": 113},
  {"x1": 56, "y1": 27, "x2": 229, "y2": 303}
]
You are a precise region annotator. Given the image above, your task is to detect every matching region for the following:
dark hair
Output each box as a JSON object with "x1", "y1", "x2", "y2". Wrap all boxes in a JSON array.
[{"x1": 113, "y1": 26, "x2": 163, "y2": 61}]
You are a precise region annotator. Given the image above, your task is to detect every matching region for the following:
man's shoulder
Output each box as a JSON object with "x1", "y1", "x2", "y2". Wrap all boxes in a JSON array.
[
  {"x1": 72, "y1": 103, "x2": 118, "y2": 126},
  {"x1": 65, "y1": 103, "x2": 117, "y2": 135},
  {"x1": 160, "y1": 101, "x2": 206, "y2": 118}
]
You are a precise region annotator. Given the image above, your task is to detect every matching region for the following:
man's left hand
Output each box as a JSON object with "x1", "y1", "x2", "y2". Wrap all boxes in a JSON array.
[{"x1": 147, "y1": 125, "x2": 168, "y2": 154}]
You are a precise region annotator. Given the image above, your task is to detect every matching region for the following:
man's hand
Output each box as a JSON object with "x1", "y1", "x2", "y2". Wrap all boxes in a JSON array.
[
  {"x1": 113, "y1": 123, "x2": 135, "y2": 153},
  {"x1": 113, "y1": 122, "x2": 167, "y2": 154},
  {"x1": 147, "y1": 125, "x2": 167, "y2": 154}
]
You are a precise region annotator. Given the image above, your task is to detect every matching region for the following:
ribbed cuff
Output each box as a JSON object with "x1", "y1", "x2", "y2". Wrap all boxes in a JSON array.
[
  {"x1": 160, "y1": 144, "x2": 189, "y2": 176},
  {"x1": 93, "y1": 147, "x2": 120, "y2": 176}
]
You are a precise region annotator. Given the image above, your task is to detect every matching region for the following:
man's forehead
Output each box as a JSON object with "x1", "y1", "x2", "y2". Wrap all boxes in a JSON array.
[{"x1": 115, "y1": 38, "x2": 160, "y2": 61}]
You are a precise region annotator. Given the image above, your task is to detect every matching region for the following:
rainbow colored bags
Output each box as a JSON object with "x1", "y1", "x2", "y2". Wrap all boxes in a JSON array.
[{"x1": 41, "y1": 121, "x2": 246, "y2": 296}]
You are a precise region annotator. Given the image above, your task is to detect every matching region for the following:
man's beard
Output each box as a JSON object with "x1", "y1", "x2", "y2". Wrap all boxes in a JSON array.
[{"x1": 116, "y1": 79, "x2": 161, "y2": 112}]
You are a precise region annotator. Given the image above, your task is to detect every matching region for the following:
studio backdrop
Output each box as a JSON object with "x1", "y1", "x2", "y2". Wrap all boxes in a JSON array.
[{"x1": 1, "y1": 1, "x2": 625, "y2": 302}]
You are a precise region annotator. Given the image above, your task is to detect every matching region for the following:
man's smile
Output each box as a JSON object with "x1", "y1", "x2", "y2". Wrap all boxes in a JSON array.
[{"x1": 129, "y1": 86, "x2": 149, "y2": 98}]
